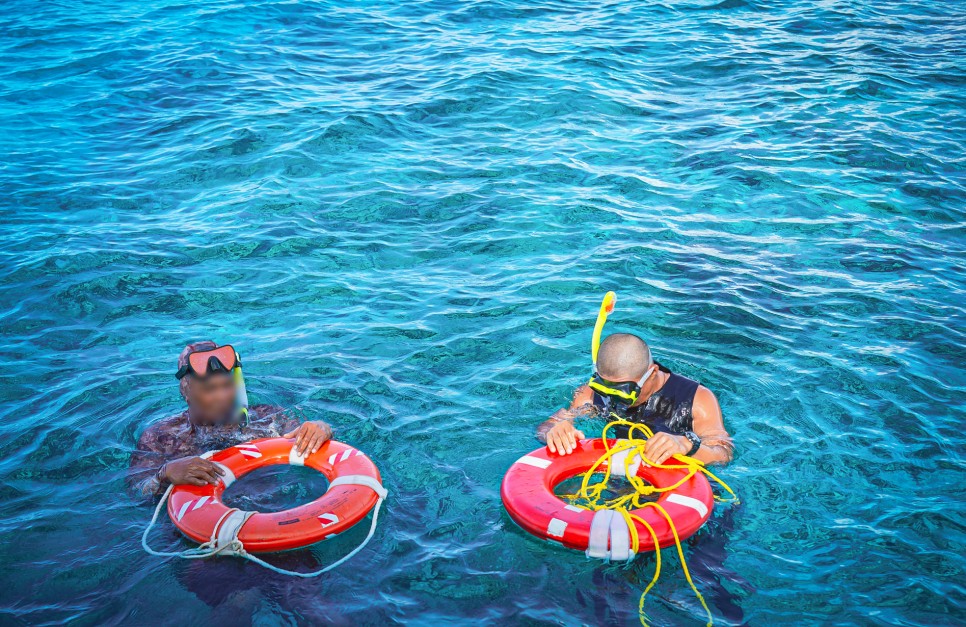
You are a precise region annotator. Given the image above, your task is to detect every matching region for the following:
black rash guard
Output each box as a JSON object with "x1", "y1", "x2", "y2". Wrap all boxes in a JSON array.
[{"x1": 592, "y1": 362, "x2": 699, "y2": 438}]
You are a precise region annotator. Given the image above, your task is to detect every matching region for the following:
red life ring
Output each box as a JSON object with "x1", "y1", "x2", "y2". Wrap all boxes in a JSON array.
[
  {"x1": 501, "y1": 438, "x2": 713, "y2": 559},
  {"x1": 167, "y1": 438, "x2": 384, "y2": 553}
]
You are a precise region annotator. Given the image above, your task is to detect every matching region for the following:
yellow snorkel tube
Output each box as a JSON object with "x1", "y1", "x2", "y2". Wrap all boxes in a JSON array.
[
  {"x1": 591, "y1": 291, "x2": 617, "y2": 370},
  {"x1": 589, "y1": 291, "x2": 643, "y2": 403},
  {"x1": 233, "y1": 350, "x2": 249, "y2": 425}
]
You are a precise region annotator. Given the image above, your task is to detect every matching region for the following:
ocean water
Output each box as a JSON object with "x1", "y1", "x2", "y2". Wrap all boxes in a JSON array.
[{"x1": 0, "y1": 0, "x2": 964, "y2": 624}]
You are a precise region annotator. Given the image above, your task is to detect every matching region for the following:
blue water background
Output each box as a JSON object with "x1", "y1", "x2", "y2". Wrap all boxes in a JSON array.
[{"x1": 1, "y1": 0, "x2": 964, "y2": 624}]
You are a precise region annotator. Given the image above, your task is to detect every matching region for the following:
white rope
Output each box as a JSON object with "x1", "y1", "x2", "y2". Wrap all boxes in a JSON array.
[
  {"x1": 141, "y1": 483, "x2": 224, "y2": 559},
  {"x1": 239, "y1": 496, "x2": 386, "y2": 577},
  {"x1": 142, "y1": 480, "x2": 387, "y2": 576}
]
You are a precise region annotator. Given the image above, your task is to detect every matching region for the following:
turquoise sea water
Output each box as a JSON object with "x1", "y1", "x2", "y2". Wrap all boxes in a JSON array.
[{"x1": 1, "y1": 0, "x2": 964, "y2": 624}]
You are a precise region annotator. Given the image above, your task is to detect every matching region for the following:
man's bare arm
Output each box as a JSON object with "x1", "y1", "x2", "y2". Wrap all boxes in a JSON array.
[
  {"x1": 536, "y1": 385, "x2": 597, "y2": 444},
  {"x1": 127, "y1": 426, "x2": 168, "y2": 499},
  {"x1": 690, "y1": 386, "x2": 733, "y2": 465}
]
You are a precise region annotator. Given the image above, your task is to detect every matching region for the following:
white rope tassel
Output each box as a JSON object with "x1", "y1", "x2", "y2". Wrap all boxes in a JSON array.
[{"x1": 142, "y1": 477, "x2": 388, "y2": 576}]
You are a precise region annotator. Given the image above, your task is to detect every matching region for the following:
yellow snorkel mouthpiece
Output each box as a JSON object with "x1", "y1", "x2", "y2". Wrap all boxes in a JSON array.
[{"x1": 591, "y1": 291, "x2": 617, "y2": 368}]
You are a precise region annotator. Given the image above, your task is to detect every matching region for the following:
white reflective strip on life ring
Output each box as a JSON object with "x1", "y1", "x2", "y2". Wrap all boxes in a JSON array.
[
  {"x1": 516, "y1": 455, "x2": 552, "y2": 469},
  {"x1": 564, "y1": 504, "x2": 585, "y2": 513},
  {"x1": 214, "y1": 509, "x2": 252, "y2": 550},
  {"x1": 327, "y1": 448, "x2": 358, "y2": 466},
  {"x1": 327, "y1": 474, "x2": 388, "y2": 500},
  {"x1": 289, "y1": 447, "x2": 307, "y2": 467},
  {"x1": 586, "y1": 509, "x2": 614, "y2": 559},
  {"x1": 666, "y1": 493, "x2": 709, "y2": 518},
  {"x1": 608, "y1": 448, "x2": 641, "y2": 478},
  {"x1": 236, "y1": 444, "x2": 262, "y2": 459},
  {"x1": 214, "y1": 462, "x2": 235, "y2": 488},
  {"x1": 176, "y1": 501, "x2": 192, "y2": 522},
  {"x1": 318, "y1": 513, "x2": 340, "y2": 528},
  {"x1": 608, "y1": 511, "x2": 632, "y2": 561},
  {"x1": 546, "y1": 518, "x2": 567, "y2": 538},
  {"x1": 584, "y1": 509, "x2": 635, "y2": 562},
  {"x1": 176, "y1": 497, "x2": 211, "y2": 522}
]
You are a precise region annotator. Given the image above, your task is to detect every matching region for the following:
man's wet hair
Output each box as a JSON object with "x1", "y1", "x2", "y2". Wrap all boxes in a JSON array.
[{"x1": 597, "y1": 333, "x2": 652, "y2": 381}]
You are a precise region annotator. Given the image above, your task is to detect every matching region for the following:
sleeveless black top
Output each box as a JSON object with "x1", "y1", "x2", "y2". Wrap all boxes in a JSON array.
[{"x1": 592, "y1": 362, "x2": 699, "y2": 438}]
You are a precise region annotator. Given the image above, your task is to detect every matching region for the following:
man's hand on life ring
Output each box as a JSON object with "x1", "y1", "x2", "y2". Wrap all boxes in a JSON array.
[
  {"x1": 645, "y1": 432, "x2": 690, "y2": 465},
  {"x1": 283, "y1": 421, "x2": 334, "y2": 456},
  {"x1": 163, "y1": 456, "x2": 226, "y2": 486},
  {"x1": 546, "y1": 420, "x2": 585, "y2": 455}
]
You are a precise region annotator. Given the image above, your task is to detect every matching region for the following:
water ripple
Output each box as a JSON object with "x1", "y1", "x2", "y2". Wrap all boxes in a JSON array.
[{"x1": 1, "y1": 0, "x2": 964, "y2": 624}]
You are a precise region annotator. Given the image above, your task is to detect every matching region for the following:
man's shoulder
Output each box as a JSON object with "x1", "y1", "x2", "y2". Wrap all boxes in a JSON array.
[
  {"x1": 139, "y1": 412, "x2": 185, "y2": 438},
  {"x1": 694, "y1": 384, "x2": 715, "y2": 397},
  {"x1": 252, "y1": 403, "x2": 284, "y2": 412},
  {"x1": 571, "y1": 384, "x2": 594, "y2": 405},
  {"x1": 250, "y1": 404, "x2": 286, "y2": 420},
  {"x1": 693, "y1": 385, "x2": 721, "y2": 415},
  {"x1": 135, "y1": 412, "x2": 188, "y2": 451}
]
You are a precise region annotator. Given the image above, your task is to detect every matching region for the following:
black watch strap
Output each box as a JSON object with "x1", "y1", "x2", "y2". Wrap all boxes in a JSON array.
[{"x1": 683, "y1": 431, "x2": 701, "y2": 456}]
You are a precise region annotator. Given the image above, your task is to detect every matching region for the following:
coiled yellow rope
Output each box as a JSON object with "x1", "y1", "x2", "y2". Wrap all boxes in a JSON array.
[{"x1": 565, "y1": 418, "x2": 738, "y2": 626}]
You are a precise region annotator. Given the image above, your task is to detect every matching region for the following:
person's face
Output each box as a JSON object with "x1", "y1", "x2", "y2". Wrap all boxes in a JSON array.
[{"x1": 184, "y1": 373, "x2": 236, "y2": 424}]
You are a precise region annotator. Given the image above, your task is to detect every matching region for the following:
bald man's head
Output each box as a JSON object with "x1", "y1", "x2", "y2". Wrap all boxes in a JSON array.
[{"x1": 596, "y1": 333, "x2": 652, "y2": 382}]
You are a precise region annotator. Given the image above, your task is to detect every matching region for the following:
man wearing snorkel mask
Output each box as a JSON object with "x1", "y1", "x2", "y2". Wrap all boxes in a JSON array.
[
  {"x1": 127, "y1": 341, "x2": 333, "y2": 498},
  {"x1": 536, "y1": 294, "x2": 733, "y2": 466}
]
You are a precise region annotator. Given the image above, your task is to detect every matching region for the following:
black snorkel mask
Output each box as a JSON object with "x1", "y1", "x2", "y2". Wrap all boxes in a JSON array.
[{"x1": 589, "y1": 366, "x2": 655, "y2": 408}]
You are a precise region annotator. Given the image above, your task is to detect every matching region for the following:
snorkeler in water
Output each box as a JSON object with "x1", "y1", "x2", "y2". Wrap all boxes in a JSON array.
[
  {"x1": 536, "y1": 295, "x2": 733, "y2": 465},
  {"x1": 127, "y1": 341, "x2": 333, "y2": 498}
]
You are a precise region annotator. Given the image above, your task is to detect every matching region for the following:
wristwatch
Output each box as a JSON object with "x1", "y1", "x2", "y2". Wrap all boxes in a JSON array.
[{"x1": 682, "y1": 431, "x2": 701, "y2": 456}]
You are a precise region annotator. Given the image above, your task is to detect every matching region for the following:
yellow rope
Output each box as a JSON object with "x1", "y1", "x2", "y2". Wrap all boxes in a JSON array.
[{"x1": 563, "y1": 418, "x2": 737, "y2": 626}]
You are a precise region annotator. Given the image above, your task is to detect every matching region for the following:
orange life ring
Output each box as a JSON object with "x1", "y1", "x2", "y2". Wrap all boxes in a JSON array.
[
  {"x1": 501, "y1": 438, "x2": 713, "y2": 559},
  {"x1": 167, "y1": 438, "x2": 384, "y2": 553}
]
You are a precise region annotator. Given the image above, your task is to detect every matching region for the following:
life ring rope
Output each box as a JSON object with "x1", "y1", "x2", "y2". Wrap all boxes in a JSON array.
[
  {"x1": 562, "y1": 418, "x2": 738, "y2": 627},
  {"x1": 142, "y1": 446, "x2": 388, "y2": 577},
  {"x1": 572, "y1": 420, "x2": 737, "y2": 510}
]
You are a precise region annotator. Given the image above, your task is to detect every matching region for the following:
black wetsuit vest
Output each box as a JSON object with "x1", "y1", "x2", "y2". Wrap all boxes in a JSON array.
[{"x1": 592, "y1": 362, "x2": 699, "y2": 438}]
